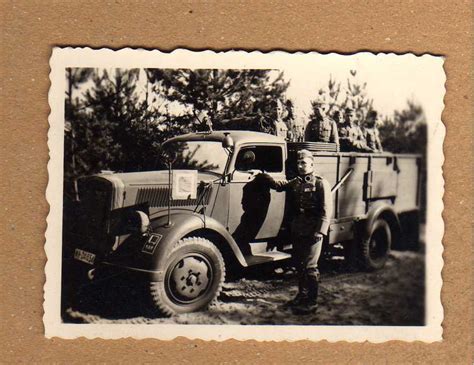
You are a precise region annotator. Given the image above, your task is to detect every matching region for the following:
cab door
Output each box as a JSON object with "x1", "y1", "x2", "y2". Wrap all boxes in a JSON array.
[{"x1": 227, "y1": 144, "x2": 286, "y2": 244}]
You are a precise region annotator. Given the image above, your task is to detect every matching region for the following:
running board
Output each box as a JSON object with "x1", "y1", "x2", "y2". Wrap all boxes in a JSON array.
[
  {"x1": 249, "y1": 241, "x2": 292, "y2": 255},
  {"x1": 244, "y1": 250, "x2": 292, "y2": 266}
]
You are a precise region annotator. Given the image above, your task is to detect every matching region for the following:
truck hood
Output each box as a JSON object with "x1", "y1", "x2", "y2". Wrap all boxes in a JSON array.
[
  {"x1": 99, "y1": 170, "x2": 218, "y2": 186},
  {"x1": 94, "y1": 170, "x2": 219, "y2": 210}
]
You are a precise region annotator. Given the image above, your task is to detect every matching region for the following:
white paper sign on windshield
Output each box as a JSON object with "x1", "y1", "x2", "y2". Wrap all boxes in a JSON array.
[{"x1": 172, "y1": 170, "x2": 197, "y2": 200}]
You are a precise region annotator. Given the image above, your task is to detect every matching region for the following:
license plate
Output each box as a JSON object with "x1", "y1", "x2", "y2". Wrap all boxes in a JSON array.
[
  {"x1": 74, "y1": 248, "x2": 96, "y2": 265},
  {"x1": 142, "y1": 233, "x2": 162, "y2": 255}
]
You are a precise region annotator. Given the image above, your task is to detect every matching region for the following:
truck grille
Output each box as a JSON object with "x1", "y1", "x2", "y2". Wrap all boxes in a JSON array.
[
  {"x1": 135, "y1": 186, "x2": 213, "y2": 208},
  {"x1": 77, "y1": 177, "x2": 112, "y2": 237}
]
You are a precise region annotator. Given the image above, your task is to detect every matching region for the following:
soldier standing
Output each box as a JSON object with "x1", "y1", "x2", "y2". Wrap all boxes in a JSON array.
[
  {"x1": 364, "y1": 110, "x2": 384, "y2": 152},
  {"x1": 339, "y1": 107, "x2": 371, "y2": 152},
  {"x1": 331, "y1": 109, "x2": 345, "y2": 145},
  {"x1": 305, "y1": 103, "x2": 339, "y2": 147},
  {"x1": 286, "y1": 125, "x2": 295, "y2": 141},
  {"x1": 297, "y1": 123, "x2": 305, "y2": 142},
  {"x1": 258, "y1": 149, "x2": 333, "y2": 314},
  {"x1": 331, "y1": 109, "x2": 344, "y2": 126},
  {"x1": 274, "y1": 99, "x2": 289, "y2": 138},
  {"x1": 274, "y1": 118, "x2": 288, "y2": 138}
]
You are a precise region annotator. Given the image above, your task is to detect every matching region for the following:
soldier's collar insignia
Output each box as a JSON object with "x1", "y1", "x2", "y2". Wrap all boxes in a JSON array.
[{"x1": 303, "y1": 174, "x2": 313, "y2": 182}]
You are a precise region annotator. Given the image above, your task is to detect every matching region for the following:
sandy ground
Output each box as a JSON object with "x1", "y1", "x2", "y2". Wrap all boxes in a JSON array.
[{"x1": 64, "y1": 249, "x2": 424, "y2": 326}]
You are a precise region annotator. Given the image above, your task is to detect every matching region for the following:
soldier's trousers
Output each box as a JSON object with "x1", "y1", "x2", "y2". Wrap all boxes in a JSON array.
[{"x1": 292, "y1": 233, "x2": 323, "y2": 303}]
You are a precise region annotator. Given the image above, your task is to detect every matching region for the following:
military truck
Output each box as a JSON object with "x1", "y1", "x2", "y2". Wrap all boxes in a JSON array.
[{"x1": 65, "y1": 130, "x2": 421, "y2": 315}]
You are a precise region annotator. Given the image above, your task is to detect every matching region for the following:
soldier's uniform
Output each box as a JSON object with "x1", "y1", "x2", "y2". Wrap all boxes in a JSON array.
[
  {"x1": 339, "y1": 122, "x2": 371, "y2": 152},
  {"x1": 274, "y1": 119, "x2": 288, "y2": 138},
  {"x1": 364, "y1": 127, "x2": 383, "y2": 152},
  {"x1": 305, "y1": 117, "x2": 339, "y2": 145},
  {"x1": 262, "y1": 150, "x2": 333, "y2": 313}
]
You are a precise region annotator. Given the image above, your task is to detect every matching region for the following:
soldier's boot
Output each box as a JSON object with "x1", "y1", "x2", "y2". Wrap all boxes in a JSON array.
[
  {"x1": 291, "y1": 269, "x2": 320, "y2": 315},
  {"x1": 281, "y1": 293, "x2": 306, "y2": 309},
  {"x1": 281, "y1": 273, "x2": 308, "y2": 309}
]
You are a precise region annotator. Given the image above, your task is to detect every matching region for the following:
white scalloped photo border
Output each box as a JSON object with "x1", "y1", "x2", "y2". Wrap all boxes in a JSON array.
[{"x1": 44, "y1": 47, "x2": 445, "y2": 342}]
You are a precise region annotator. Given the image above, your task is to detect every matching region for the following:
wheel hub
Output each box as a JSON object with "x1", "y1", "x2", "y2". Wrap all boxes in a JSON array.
[{"x1": 169, "y1": 255, "x2": 211, "y2": 301}]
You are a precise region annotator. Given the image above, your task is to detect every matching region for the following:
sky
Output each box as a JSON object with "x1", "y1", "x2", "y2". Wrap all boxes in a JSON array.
[{"x1": 280, "y1": 53, "x2": 445, "y2": 124}]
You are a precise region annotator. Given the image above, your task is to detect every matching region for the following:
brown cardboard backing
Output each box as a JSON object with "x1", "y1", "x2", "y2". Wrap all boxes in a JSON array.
[{"x1": 0, "y1": 1, "x2": 472, "y2": 363}]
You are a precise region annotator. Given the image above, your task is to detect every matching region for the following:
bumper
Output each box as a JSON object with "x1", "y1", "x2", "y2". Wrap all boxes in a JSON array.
[{"x1": 70, "y1": 256, "x2": 164, "y2": 283}]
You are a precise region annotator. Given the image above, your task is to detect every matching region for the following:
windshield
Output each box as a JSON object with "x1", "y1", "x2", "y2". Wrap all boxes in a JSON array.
[{"x1": 162, "y1": 140, "x2": 228, "y2": 174}]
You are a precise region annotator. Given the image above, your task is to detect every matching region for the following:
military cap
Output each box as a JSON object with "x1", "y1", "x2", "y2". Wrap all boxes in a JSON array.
[
  {"x1": 344, "y1": 107, "x2": 354, "y2": 113},
  {"x1": 368, "y1": 110, "x2": 378, "y2": 118},
  {"x1": 297, "y1": 149, "x2": 313, "y2": 160}
]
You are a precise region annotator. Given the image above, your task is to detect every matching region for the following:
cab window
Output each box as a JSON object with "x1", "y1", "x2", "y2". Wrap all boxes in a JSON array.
[{"x1": 235, "y1": 145, "x2": 283, "y2": 173}]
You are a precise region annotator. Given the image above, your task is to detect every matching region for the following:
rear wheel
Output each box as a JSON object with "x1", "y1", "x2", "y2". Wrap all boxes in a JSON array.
[
  {"x1": 359, "y1": 219, "x2": 392, "y2": 271},
  {"x1": 149, "y1": 237, "x2": 225, "y2": 316}
]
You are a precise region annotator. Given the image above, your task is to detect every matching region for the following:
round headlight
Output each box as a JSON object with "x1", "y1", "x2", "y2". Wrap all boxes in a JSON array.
[{"x1": 127, "y1": 210, "x2": 150, "y2": 234}]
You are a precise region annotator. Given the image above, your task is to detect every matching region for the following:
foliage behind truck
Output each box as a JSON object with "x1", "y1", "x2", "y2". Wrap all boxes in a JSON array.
[{"x1": 64, "y1": 130, "x2": 421, "y2": 315}]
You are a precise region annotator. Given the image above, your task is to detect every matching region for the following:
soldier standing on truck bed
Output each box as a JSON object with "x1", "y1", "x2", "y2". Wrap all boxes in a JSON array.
[
  {"x1": 273, "y1": 99, "x2": 289, "y2": 138},
  {"x1": 305, "y1": 103, "x2": 339, "y2": 147},
  {"x1": 331, "y1": 109, "x2": 345, "y2": 135},
  {"x1": 258, "y1": 149, "x2": 333, "y2": 314},
  {"x1": 364, "y1": 110, "x2": 384, "y2": 152},
  {"x1": 339, "y1": 107, "x2": 371, "y2": 152}
]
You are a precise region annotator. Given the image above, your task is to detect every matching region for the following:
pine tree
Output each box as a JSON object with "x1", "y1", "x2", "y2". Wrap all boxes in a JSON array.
[
  {"x1": 65, "y1": 67, "x2": 292, "y2": 181},
  {"x1": 308, "y1": 71, "x2": 373, "y2": 123},
  {"x1": 378, "y1": 100, "x2": 427, "y2": 154},
  {"x1": 146, "y1": 69, "x2": 289, "y2": 133},
  {"x1": 64, "y1": 68, "x2": 94, "y2": 184},
  {"x1": 66, "y1": 69, "x2": 163, "y2": 178}
]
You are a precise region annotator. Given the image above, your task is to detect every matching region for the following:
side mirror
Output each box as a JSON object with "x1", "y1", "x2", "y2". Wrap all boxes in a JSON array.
[
  {"x1": 221, "y1": 133, "x2": 235, "y2": 186},
  {"x1": 222, "y1": 132, "x2": 234, "y2": 149}
]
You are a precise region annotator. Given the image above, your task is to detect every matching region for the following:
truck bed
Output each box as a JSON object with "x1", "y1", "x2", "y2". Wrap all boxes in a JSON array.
[{"x1": 287, "y1": 142, "x2": 422, "y2": 227}]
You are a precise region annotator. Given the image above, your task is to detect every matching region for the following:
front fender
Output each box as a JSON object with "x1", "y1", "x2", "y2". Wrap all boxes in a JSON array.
[
  {"x1": 103, "y1": 212, "x2": 247, "y2": 281},
  {"x1": 149, "y1": 212, "x2": 247, "y2": 272}
]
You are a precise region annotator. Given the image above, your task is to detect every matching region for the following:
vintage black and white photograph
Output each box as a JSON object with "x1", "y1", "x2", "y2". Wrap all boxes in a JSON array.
[{"x1": 44, "y1": 48, "x2": 444, "y2": 341}]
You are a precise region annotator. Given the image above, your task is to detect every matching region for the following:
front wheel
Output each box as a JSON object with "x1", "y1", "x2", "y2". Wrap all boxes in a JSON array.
[
  {"x1": 149, "y1": 237, "x2": 225, "y2": 316},
  {"x1": 359, "y1": 219, "x2": 392, "y2": 271}
]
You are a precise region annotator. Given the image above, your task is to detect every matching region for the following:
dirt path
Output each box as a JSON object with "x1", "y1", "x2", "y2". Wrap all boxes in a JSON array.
[{"x1": 65, "y1": 250, "x2": 424, "y2": 326}]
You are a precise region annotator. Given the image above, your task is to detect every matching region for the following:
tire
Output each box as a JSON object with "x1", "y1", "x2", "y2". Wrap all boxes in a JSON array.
[
  {"x1": 359, "y1": 219, "x2": 392, "y2": 271},
  {"x1": 149, "y1": 237, "x2": 225, "y2": 316}
]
